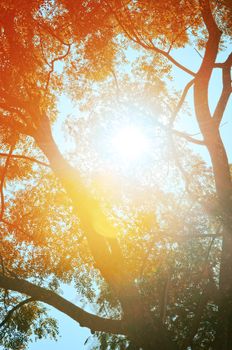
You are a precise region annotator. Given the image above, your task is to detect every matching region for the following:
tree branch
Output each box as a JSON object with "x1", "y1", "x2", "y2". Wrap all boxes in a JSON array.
[
  {"x1": 32, "y1": 116, "x2": 172, "y2": 348},
  {"x1": 0, "y1": 142, "x2": 15, "y2": 220},
  {"x1": 213, "y1": 52, "x2": 232, "y2": 127},
  {"x1": 199, "y1": 0, "x2": 221, "y2": 35},
  {"x1": 194, "y1": 0, "x2": 222, "y2": 137},
  {"x1": 106, "y1": 0, "x2": 196, "y2": 77},
  {"x1": 0, "y1": 297, "x2": 34, "y2": 328},
  {"x1": 149, "y1": 40, "x2": 196, "y2": 77},
  {"x1": 170, "y1": 79, "x2": 195, "y2": 126},
  {"x1": 45, "y1": 44, "x2": 71, "y2": 91},
  {"x1": 173, "y1": 129, "x2": 205, "y2": 145},
  {"x1": 197, "y1": 0, "x2": 221, "y2": 77},
  {"x1": 0, "y1": 274, "x2": 124, "y2": 335},
  {"x1": 0, "y1": 152, "x2": 50, "y2": 168}
]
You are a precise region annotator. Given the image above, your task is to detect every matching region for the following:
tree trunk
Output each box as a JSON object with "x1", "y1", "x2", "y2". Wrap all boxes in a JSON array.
[
  {"x1": 195, "y1": 93, "x2": 232, "y2": 350},
  {"x1": 204, "y1": 132, "x2": 232, "y2": 350},
  {"x1": 34, "y1": 119, "x2": 178, "y2": 350},
  {"x1": 193, "y1": 4, "x2": 232, "y2": 345}
]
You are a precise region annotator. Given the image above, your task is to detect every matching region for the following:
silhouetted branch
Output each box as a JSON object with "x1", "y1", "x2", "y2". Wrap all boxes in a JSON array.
[
  {"x1": 45, "y1": 44, "x2": 71, "y2": 90},
  {"x1": 0, "y1": 152, "x2": 50, "y2": 168},
  {"x1": 149, "y1": 39, "x2": 196, "y2": 77},
  {"x1": 170, "y1": 79, "x2": 195, "y2": 126},
  {"x1": 0, "y1": 297, "x2": 34, "y2": 328},
  {"x1": 0, "y1": 274, "x2": 124, "y2": 335}
]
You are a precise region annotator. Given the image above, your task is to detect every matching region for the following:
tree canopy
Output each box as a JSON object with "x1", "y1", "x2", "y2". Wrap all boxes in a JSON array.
[{"x1": 0, "y1": 0, "x2": 232, "y2": 349}]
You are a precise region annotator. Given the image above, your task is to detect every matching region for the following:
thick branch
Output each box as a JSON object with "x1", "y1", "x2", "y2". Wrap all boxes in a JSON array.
[
  {"x1": 0, "y1": 274, "x2": 124, "y2": 335},
  {"x1": 197, "y1": 0, "x2": 221, "y2": 78},
  {"x1": 199, "y1": 0, "x2": 221, "y2": 34},
  {"x1": 33, "y1": 118, "x2": 114, "y2": 274},
  {"x1": 33, "y1": 117, "x2": 179, "y2": 350},
  {"x1": 32, "y1": 116, "x2": 137, "y2": 308},
  {"x1": 213, "y1": 52, "x2": 232, "y2": 127},
  {"x1": 194, "y1": 1, "x2": 231, "y2": 201},
  {"x1": 194, "y1": 0, "x2": 222, "y2": 137},
  {"x1": 0, "y1": 110, "x2": 163, "y2": 346}
]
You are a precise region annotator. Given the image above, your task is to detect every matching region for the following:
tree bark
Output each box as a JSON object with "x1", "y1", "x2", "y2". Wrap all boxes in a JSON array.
[{"x1": 194, "y1": 2, "x2": 232, "y2": 347}]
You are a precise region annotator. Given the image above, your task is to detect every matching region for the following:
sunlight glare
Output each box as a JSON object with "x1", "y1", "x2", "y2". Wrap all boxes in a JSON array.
[{"x1": 112, "y1": 126, "x2": 149, "y2": 161}]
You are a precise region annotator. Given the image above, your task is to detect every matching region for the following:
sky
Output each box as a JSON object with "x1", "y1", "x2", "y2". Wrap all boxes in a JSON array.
[
  {"x1": 27, "y1": 307, "x2": 91, "y2": 350},
  {"x1": 6, "y1": 36, "x2": 231, "y2": 350}
]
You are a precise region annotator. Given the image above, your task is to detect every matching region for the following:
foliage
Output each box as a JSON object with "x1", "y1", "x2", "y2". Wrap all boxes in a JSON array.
[{"x1": 0, "y1": 0, "x2": 231, "y2": 350}]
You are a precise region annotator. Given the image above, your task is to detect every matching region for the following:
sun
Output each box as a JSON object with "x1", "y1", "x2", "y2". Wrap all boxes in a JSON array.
[{"x1": 112, "y1": 126, "x2": 150, "y2": 161}]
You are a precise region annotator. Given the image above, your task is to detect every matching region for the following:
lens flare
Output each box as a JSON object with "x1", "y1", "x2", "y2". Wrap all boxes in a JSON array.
[{"x1": 112, "y1": 126, "x2": 149, "y2": 161}]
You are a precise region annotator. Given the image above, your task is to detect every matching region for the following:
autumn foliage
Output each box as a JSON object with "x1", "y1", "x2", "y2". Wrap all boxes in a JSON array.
[{"x1": 0, "y1": 1, "x2": 232, "y2": 349}]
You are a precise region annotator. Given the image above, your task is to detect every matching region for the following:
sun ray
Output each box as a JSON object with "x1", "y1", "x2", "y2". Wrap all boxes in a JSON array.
[{"x1": 112, "y1": 126, "x2": 150, "y2": 161}]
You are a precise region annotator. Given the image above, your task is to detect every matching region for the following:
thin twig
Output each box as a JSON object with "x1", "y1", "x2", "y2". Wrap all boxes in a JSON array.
[{"x1": 169, "y1": 78, "x2": 195, "y2": 127}]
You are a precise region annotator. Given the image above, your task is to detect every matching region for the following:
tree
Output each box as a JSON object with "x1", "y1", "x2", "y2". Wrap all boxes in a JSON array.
[{"x1": 0, "y1": 0, "x2": 231, "y2": 349}]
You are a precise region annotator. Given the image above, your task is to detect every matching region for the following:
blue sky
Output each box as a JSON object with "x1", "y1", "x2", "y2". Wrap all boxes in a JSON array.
[{"x1": 28, "y1": 307, "x2": 92, "y2": 350}]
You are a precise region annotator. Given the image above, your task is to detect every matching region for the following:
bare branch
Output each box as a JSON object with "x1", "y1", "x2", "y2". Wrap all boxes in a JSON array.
[
  {"x1": 194, "y1": 47, "x2": 203, "y2": 59},
  {"x1": 173, "y1": 129, "x2": 205, "y2": 145},
  {"x1": 170, "y1": 78, "x2": 195, "y2": 126}
]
